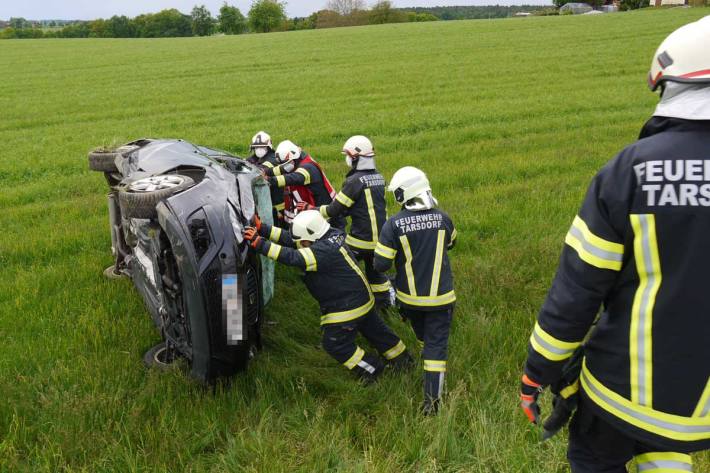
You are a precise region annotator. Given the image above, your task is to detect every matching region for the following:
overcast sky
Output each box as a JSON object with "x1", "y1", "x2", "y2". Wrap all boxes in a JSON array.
[{"x1": 0, "y1": 0, "x2": 549, "y2": 21}]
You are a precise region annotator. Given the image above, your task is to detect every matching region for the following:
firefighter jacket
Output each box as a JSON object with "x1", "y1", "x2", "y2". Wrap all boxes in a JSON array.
[
  {"x1": 265, "y1": 153, "x2": 337, "y2": 222},
  {"x1": 247, "y1": 150, "x2": 284, "y2": 213},
  {"x1": 373, "y1": 208, "x2": 457, "y2": 311},
  {"x1": 524, "y1": 117, "x2": 710, "y2": 451},
  {"x1": 319, "y1": 169, "x2": 387, "y2": 251},
  {"x1": 255, "y1": 223, "x2": 374, "y2": 325}
]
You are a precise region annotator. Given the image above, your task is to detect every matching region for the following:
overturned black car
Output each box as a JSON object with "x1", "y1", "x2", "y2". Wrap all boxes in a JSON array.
[{"x1": 89, "y1": 139, "x2": 274, "y2": 383}]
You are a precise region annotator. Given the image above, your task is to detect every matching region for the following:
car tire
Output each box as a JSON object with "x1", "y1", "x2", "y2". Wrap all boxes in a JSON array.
[
  {"x1": 103, "y1": 265, "x2": 127, "y2": 280},
  {"x1": 88, "y1": 150, "x2": 120, "y2": 173},
  {"x1": 119, "y1": 174, "x2": 195, "y2": 219}
]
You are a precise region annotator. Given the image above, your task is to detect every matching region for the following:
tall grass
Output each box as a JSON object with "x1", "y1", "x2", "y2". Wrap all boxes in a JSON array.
[{"x1": 1, "y1": 8, "x2": 709, "y2": 471}]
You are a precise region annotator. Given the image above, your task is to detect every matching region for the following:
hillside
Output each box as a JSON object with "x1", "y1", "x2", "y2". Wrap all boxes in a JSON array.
[{"x1": 1, "y1": 8, "x2": 709, "y2": 471}]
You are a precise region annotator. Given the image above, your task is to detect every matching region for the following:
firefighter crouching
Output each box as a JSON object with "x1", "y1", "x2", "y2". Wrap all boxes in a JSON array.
[
  {"x1": 298, "y1": 135, "x2": 395, "y2": 310},
  {"x1": 520, "y1": 16, "x2": 710, "y2": 472},
  {"x1": 373, "y1": 167, "x2": 457, "y2": 415},
  {"x1": 243, "y1": 210, "x2": 414, "y2": 382},
  {"x1": 246, "y1": 131, "x2": 286, "y2": 227},
  {"x1": 263, "y1": 140, "x2": 344, "y2": 229}
]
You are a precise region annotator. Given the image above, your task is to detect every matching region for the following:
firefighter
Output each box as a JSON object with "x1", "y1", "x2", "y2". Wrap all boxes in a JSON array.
[
  {"x1": 297, "y1": 136, "x2": 394, "y2": 310},
  {"x1": 246, "y1": 131, "x2": 285, "y2": 227},
  {"x1": 520, "y1": 17, "x2": 710, "y2": 472},
  {"x1": 243, "y1": 210, "x2": 413, "y2": 382},
  {"x1": 263, "y1": 140, "x2": 344, "y2": 229},
  {"x1": 373, "y1": 166, "x2": 457, "y2": 415}
]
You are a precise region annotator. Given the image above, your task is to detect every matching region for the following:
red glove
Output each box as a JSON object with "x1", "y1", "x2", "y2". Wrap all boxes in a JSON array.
[
  {"x1": 250, "y1": 214, "x2": 262, "y2": 232},
  {"x1": 296, "y1": 202, "x2": 314, "y2": 212},
  {"x1": 520, "y1": 374, "x2": 542, "y2": 424},
  {"x1": 243, "y1": 227, "x2": 263, "y2": 249}
]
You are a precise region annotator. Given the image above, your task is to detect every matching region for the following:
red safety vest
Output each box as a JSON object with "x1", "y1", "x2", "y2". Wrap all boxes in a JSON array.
[{"x1": 283, "y1": 155, "x2": 337, "y2": 222}]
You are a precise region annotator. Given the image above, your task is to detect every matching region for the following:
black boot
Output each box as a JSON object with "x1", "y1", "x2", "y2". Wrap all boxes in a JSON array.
[
  {"x1": 353, "y1": 353, "x2": 385, "y2": 385},
  {"x1": 387, "y1": 351, "x2": 415, "y2": 373}
]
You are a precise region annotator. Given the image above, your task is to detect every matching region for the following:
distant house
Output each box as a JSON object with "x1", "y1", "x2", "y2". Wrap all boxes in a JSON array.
[
  {"x1": 514, "y1": 12, "x2": 533, "y2": 16},
  {"x1": 560, "y1": 2, "x2": 594, "y2": 13},
  {"x1": 650, "y1": 0, "x2": 686, "y2": 5},
  {"x1": 0, "y1": 20, "x2": 9, "y2": 29}
]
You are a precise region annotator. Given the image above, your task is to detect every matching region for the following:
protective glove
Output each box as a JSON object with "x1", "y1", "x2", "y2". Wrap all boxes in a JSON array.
[
  {"x1": 243, "y1": 227, "x2": 263, "y2": 250},
  {"x1": 250, "y1": 214, "x2": 262, "y2": 232},
  {"x1": 296, "y1": 202, "x2": 314, "y2": 212},
  {"x1": 520, "y1": 374, "x2": 543, "y2": 424}
]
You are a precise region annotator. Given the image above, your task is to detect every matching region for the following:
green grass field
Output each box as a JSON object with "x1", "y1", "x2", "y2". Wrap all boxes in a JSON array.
[{"x1": 2, "y1": 8, "x2": 710, "y2": 472}]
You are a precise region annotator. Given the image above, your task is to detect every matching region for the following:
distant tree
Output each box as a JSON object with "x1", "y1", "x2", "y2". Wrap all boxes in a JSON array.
[
  {"x1": 314, "y1": 9, "x2": 343, "y2": 28},
  {"x1": 406, "y1": 12, "x2": 439, "y2": 21},
  {"x1": 248, "y1": 0, "x2": 286, "y2": 33},
  {"x1": 137, "y1": 9, "x2": 192, "y2": 38},
  {"x1": 191, "y1": 5, "x2": 216, "y2": 36},
  {"x1": 619, "y1": 0, "x2": 647, "y2": 9},
  {"x1": 325, "y1": 0, "x2": 366, "y2": 15},
  {"x1": 369, "y1": 1, "x2": 407, "y2": 24},
  {"x1": 218, "y1": 3, "x2": 247, "y2": 34},
  {"x1": 9, "y1": 17, "x2": 29, "y2": 29},
  {"x1": 106, "y1": 15, "x2": 134, "y2": 37},
  {"x1": 88, "y1": 19, "x2": 109, "y2": 37}
]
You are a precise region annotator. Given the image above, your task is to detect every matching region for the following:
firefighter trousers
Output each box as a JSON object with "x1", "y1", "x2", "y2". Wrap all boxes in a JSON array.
[
  {"x1": 568, "y1": 396, "x2": 694, "y2": 472},
  {"x1": 321, "y1": 308, "x2": 407, "y2": 379},
  {"x1": 351, "y1": 248, "x2": 392, "y2": 305},
  {"x1": 401, "y1": 306, "x2": 453, "y2": 403}
]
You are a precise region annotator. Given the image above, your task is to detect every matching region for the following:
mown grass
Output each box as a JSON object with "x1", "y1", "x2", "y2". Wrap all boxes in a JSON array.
[{"x1": 1, "y1": 8, "x2": 709, "y2": 472}]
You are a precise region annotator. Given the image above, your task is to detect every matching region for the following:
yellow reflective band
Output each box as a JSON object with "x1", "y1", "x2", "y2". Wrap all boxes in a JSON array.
[
  {"x1": 320, "y1": 298, "x2": 374, "y2": 325},
  {"x1": 343, "y1": 346, "x2": 365, "y2": 370},
  {"x1": 430, "y1": 229, "x2": 446, "y2": 296},
  {"x1": 581, "y1": 360, "x2": 710, "y2": 442},
  {"x1": 565, "y1": 215, "x2": 624, "y2": 271},
  {"x1": 266, "y1": 243, "x2": 282, "y2": 260},
  {"x1": 262, "y1": 161, "x2": 274, "y2": 168},
  {"x1": 272, "y1": 165, "x2": 282, "y2": 176},
  {"x1": 274, "y1": 202, "x2": 285, "y2": 211},
  {"x1": 295, "y1": 167, "x2": 311, "y2": 185},
  {"x1": 395, "y1": 290, "x2": 456, "y2": 307},
  {"x1": 630, "y1": 214, "x2": 661, "y2": 408},
  {"x1": 319, "y1": 205, "x2": 330, "y2": 218},
  {"x1": 346, "y1": 234, "x2": 376, "y2": 250},
  {"x1": 424, "y1": 360, "x2": 447, "y2": 372},
  {"x1": 451, "y1": 228, "x2": 458, "y2": 242},
  {"x1": 529, "y1": 321, "x2": 582, "y2": 362},
  {"x1": 335, "y1": 191, "x2": 355, "y2": 208},
  {"x1": 364, "y1": 188, "x2": 379, "y2": 243},
  {"x1": 693, "y1": 378, "x2": 710, "y2": 418},
  {"x1": 634, "y1": 452, "x2": 693, "y2": 472},
  {"x1": 560, "y1": 381, "x2": 580, "y2": 400},
  {"x1": 375, "y1": 242, "x2": 396, "y2": 260},
  {"x1": 382, "y1": 340, "x2": 406, "y2": 360},
  {"x1": 269, "y1": 226, "x2": 282, "y2": 242},
  {"x1": 298, "y1": 248, "x2": 317, "y2": 271},
  {"x1": 370, "y1": 281, "x2": 392, "y2": 293},
  {"x1": 275, "y1": 175, "x2": 286, "y2": 187},
  {"x1": 399, "y1": 235, "x2": 417, "y2": 296},
  {"x1": 339, "y1": 247, "x2": 371, "y2": 294}
]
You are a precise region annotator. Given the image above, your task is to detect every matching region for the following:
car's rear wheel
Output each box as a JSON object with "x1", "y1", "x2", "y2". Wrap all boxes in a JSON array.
[{"x1": 119, "y1": 175, "x2": 194, "y2": 219}]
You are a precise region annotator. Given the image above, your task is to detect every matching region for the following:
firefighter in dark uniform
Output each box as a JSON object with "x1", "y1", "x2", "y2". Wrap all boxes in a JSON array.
[
  {"x1": 373, "y1": 166, "x2": 457, "y2": 415},
  {"x1": 246, "y1": 131, "x2": 285, "y2": 227},
  {"x1": 262, "y1": 140, "x2": 344, "y2": 229},
  {"x1": 520, "y1": 17, "x2": 710, "y2": 472},
  {"x1": 243, "y1": 210, "x2": 413, "y2": 382},
  {"x1": 297, "y1": 136, "x2": 394, "y2": 310}
]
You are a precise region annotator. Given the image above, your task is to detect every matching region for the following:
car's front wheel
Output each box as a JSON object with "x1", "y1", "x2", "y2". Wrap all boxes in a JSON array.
[{"x1": 119, "y1": 174, "x2": 194, "y2": 219}]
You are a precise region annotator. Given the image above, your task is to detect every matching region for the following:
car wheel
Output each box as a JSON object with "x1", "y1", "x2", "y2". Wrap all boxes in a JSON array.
[
  {"x1": 119, "y1": 174, "x2": 195, "y2": 219},
  {"x1": 103, "y1": 265, "x2": 128, "y2": 280},
  {"x1": 88, "y1": 150, "x2": 120, "y2": 173},
  {"x1": 143, "y1": 342, "x2": 177, "y2": 370}
]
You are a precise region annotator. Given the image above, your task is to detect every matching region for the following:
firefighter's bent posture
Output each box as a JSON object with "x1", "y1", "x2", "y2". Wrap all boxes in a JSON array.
[
  {"x1": 521, "y1": 16, "x2": 710, "y2": 472},
  {"x1": 374, "y1": 167, "x2": 457, "y2": 415},
  {"x1": 244, "y1": 210, "x2": 413, "y2": 382}
]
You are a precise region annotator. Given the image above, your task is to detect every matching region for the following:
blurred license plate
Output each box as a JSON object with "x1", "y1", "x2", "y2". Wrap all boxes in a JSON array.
[{"x1": 222, "y1": 274, "x2": 243, "y2": 344}]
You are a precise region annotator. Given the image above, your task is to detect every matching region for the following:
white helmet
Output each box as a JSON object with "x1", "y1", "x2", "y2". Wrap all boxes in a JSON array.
[
  {"x1": 250, "y1": 131, "x2": 272, "y2": 149},
  {"x1": 388, "y1": 166, "x2": 431, "y2": 205},
  {"x1": 649, "y1": 16, "x2": 710, "y2": 92},
  {"x1": 342, "y1": 135, "x2": 375, "y2": 158},
  {"x1": 275, "y1": 140, "x2": 302, "y2": 163},
  {"x1": 291, "y1": 210, "x2": 330, "y2": 242}
]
